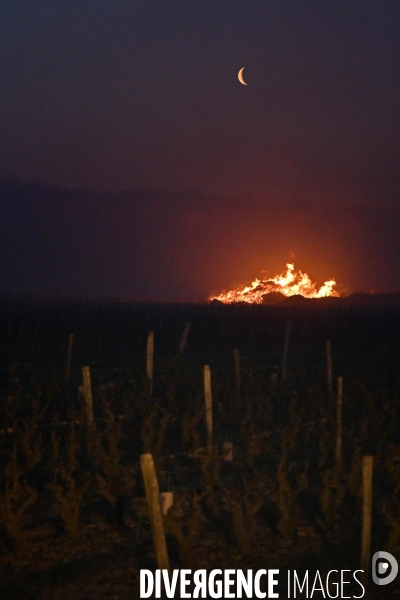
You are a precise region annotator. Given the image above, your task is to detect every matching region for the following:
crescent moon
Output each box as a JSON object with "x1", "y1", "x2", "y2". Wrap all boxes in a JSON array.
[{"x1": 238, "y1": 67, "x2": 247, "y2": 85}]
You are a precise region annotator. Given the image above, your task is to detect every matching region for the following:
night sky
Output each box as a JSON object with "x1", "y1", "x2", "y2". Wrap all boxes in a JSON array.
[{"x1": 1, "y1": 1, "x2": 400, "y2": 301}]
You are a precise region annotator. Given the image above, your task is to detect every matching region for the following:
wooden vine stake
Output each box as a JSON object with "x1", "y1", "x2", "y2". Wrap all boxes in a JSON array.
[
  {"x1": 177, "y1": 322, "x2": 190, "y2": 361},
  {"x1": 65, "y1": 333, "x2": 74, "y2": 382},
  {"x1": 234, "y1": 348, "x2": 240, "y2": 405},
  {"x1": 146, "y1": 331, "x2": 154, "y2": 394},
  {"x1": 203, "y1": 365, "x2": 213, "y2": 453},
  {"x1": 335, "y1": 376, "x2": 343, "y2": 465},
  {"x1": 282, "y1": 319, "x2": 292, "y2": 382},
  {"x1": 326, "y1": 339, "x2": 333, "y2": 396},
  {"x1": 140, "y1": 453, "x2": 170, "y2": 572},
  {"x1": 360, "y1": 455, "x2": 373, "y2": 584},
  {"x1": 82, "y1": 366, "x2": 94, "y2": 426},
  {"x1": 32, "y1": 320, "x2": 39, "y2": 352}
]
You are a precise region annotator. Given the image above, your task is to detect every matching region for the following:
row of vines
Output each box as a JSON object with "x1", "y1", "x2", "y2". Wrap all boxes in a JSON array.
[{"x1": 0, "y1": 301, "x2": 400, "y2": 596}]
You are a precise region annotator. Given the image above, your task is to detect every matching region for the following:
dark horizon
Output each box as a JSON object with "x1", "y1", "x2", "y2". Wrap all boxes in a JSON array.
[{"x1": 2, "y1": 176, "x2": 400, "y2": 302}]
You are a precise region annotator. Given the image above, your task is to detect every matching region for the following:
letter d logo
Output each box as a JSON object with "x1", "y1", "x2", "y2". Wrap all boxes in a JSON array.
[{"x1": 372, "y1": 551, "x2": 398, "y2": 585}]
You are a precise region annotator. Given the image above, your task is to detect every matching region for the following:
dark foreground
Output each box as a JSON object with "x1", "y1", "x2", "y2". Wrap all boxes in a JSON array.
[{"x1": 0, "y1": 297, "x2": 399, "y2": 598}]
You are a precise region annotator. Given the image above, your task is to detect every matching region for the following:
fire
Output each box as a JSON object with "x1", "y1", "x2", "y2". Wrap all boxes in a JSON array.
[{"x1": 209, "y1": 263, "x2": 340, "y2": 304}]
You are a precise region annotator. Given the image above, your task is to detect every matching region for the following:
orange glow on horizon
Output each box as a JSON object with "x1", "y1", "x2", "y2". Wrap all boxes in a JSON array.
[{"x1": 209, "y1": 263, "x2": 340, "y2": 304}]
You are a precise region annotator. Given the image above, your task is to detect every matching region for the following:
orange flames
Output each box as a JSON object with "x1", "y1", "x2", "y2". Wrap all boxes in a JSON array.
[{"x1": 209, "y1": 263, "x2": 340, "y2": 304}]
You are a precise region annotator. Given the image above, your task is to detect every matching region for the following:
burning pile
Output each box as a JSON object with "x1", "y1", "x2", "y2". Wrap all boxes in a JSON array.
[{"x1": 209, "y1": 263, "x2": 339, "y2": 304}]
